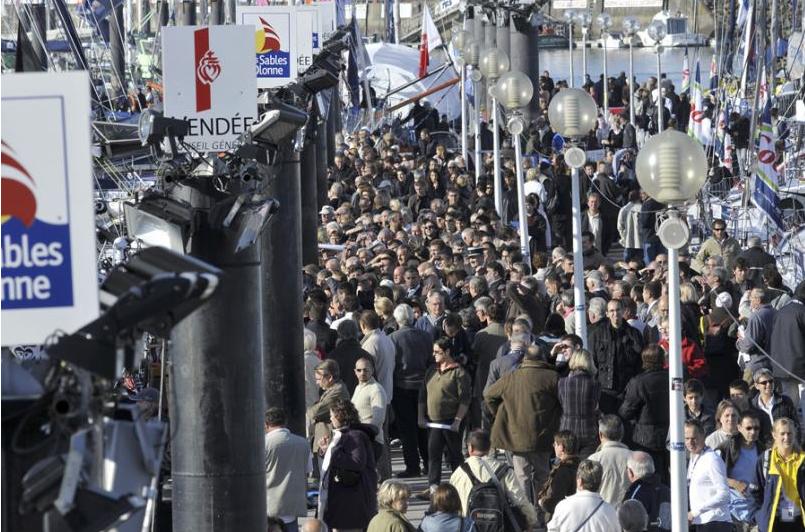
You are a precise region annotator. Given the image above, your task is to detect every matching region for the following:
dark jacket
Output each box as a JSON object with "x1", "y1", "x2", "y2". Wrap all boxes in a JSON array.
[
  {"x1": 537, "y1": 456, "x2": 580, "y2": 516},
  {"x1": 623, "y1": 474, "x2": 671, "y2": 532},
  {"x1": 327, "y1": 338, "x2": 369, "y2": 395},
  {"x1": 588, "y1": 320, "x2": 643, "y2": 393},
  {"x1": 471, "y1": 323, "x2": 507, "y2": 399},
  {"x1": 619, "y1": 369, "x2": 670, "y2": 450},
  {"x1": 505, "y1": 282, "x2": 549, "y2": 335},
  {"x1": 750, "y1": 393, "x2": 800, "y2": 445},
  {"x1": 307, "y1": 319, "x2": 338, "y2": 355},
  {"x1": 484, "y1": 359, "x2": 561, "y2": 453},
  {"x1": 389, "y1": 325, "x2": 434, "y2": 391},
  {"x1": 558, "y1": 370, "x2": 601, "y2": 443},
  {"x1": 738, "y1": 246, "x2": 776, "y2": 285},
  {"x1": 322, "y1": 423, "x2": 379, "y2": 529},
  {"x1": 753, "y1": 448, "x2": 805, "y2": 532},
  {"x1": 715, "y1": 434, "x2": 764, "y2": 474},
  {"x1": 769, "y1": 298, "x2": 805, "y2": 381}
]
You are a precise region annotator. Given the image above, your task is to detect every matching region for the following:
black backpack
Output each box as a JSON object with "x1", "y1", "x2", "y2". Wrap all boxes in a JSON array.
[{"x1": 459, "y1": 461, "x2": 520, "y2": 532}]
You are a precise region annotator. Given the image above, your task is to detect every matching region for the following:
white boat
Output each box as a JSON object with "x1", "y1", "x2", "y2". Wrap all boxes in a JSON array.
[{"x1": 638, "y1": 11, "x2": 708, "y2": 47}]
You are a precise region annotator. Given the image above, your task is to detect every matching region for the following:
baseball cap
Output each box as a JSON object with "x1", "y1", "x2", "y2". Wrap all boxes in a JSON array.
[{"x1": 319, "y1": 205, "x2": 335, "y2": 215}]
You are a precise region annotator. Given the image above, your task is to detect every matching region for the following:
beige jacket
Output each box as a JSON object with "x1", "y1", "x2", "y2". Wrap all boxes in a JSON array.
[
  {"x1": 351, "y1": 378, "x2": 387, "y2": 442},
  {"x1": 449, "y1": 455, "x2": 539, "y2": 527},
  {"x1": 587, "y1": 440, "x2": 633, "y2": 506}
]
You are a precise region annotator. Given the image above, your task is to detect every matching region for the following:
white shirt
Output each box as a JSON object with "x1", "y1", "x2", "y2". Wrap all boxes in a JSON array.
[
  {"x1": 547, "y1": 490, "x2": 620, "y2": 532},
  {"x1": 351, "y1": 378, "x2": 388, "y2": 442},
  {"x1": 687, "y1": 448, "x2": 731, "y2": 524},
  {"x1": 360, "y1": 329, "x2": 396, "y2": 402}
]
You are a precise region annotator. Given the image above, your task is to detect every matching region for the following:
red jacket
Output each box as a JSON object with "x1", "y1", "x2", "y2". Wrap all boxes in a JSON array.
[{"x1": 660, "y1": 337, "x2": 709, "y2": 379}]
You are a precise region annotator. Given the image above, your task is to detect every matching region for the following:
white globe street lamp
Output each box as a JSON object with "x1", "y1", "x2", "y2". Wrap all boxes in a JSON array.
[
  {"x1": 547, "y1": 88, "x2": 597, "y2": 346},
  {"x1": 452, "y1": 29, "x2": 471, "y2": 165},
  {"x1": 564, "y1": 10, "x2": 576, "y2": 87},
  {"x1": 480, "y1": 48, "x2": 510, "y2": 218},
  {"x1": 494, "y1": 71, "x2": 534, "y2": 270},
  {"x1": 622, "y1": 16, "x2": 641, "y2": 127},
  {"x1": 463, "y1": 36, "x2": 483, "y2": 183},
  {"x1": 596, "y1": 13, "x2": 612, "y2": 115},
  {"x1": 635, "y1": 129, "x2": 708, "y2": 532},
  {"x1": 647, "y1": 19, "x2": 667, "y2": 133}
]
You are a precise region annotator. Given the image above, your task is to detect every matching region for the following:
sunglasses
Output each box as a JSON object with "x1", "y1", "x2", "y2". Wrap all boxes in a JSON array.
[
  {"x1": 757, "y1": 380, "x2": 774, "y2": 386},
  {"x1": 355, "y1": 368, "x2": 370, "y2": 373},
  {"x1": 744, "y1": 426, "x2": 760, "y2": 431}
]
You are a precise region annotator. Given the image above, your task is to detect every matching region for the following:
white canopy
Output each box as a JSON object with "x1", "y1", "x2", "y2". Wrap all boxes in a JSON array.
[{"x1": 365, "y1": 43, "x2": 462, "y2": 121}]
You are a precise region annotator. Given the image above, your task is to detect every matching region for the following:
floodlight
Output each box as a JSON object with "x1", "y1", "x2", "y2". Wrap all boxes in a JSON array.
[
  {"x1": 123, "y1": 195, "x2": 194, "y2": 253},
  {"x1": 250, "y1": 102, "x2": 308, "y2": 146}
]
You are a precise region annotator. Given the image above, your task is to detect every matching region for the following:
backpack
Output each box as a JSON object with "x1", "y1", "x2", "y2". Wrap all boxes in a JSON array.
[{"x1": 459, "y1": 461, "x2": 521, "y2": 532}]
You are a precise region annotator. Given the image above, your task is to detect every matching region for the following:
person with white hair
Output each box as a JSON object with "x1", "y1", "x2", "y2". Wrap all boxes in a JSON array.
[
  {"x1": 623, "y1": 451, "x2": 671, "y2": 532},
  {"x1": 303, "y1": 329, "x2": 321, "y2": 412}
]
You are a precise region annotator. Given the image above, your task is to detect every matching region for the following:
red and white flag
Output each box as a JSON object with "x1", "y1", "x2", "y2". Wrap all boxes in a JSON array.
[{"x1": 418, "y1": 3, "x2": 442, "y2": 77}]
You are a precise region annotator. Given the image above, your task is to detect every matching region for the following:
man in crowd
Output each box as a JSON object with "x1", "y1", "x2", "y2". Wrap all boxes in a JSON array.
[
  {"x1": 588, "y1": 415, "x2": 633, "y2": 506},
  {"x1": 546, "y1": 460, "x2": 620, "y2": 530},
  {"x1": 264, "y1": 407, "x2": 312, "y2": 532}
]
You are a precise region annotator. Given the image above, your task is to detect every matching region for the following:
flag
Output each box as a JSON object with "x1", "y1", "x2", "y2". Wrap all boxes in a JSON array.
[
  {"x1": 752, "y1": 101, "x2": 784, "y2": 231},
  {"x1": 418, "y1": 3, "x2": 442, "y2": 77},
  {"x1": 688, "y1": 59, "x2": 712, "y2": 146},
  {"x1": 722, "y1": 133, "x2": 734, "y2": 170},
  {"x1": 681, "y1": 51, "x2": 690, "y2": 94}
]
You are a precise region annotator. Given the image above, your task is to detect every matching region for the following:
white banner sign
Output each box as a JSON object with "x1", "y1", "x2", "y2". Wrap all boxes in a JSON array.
[
  {"x1": 162, "y1": 26, "x2": 257, "y2": 153},
  {"x1": 297, "y1": 5, "x2": 321, "y2": 74},
  {"x1": 237, "y1": 6, "x2": 298, "y2": 88},
  {"x1": 1, "y1": 72, "x2": 99, "y2": 345}
]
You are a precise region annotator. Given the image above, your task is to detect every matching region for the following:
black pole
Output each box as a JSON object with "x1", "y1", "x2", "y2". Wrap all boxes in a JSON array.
[
  {"x1": 300, "y1": 119, "x2": 319, "y2": 266},
  {"x1": 181, "y1": 0, "x2": 195, "y2": 26},
  {"x1": 110, "y1": 2, "x2": 126, "y2": 93},
  {"x1": 327, "y1": 88, "x2": 339, "y2": 154},
  {"x1": 262, "y1": 144, "x2": 306, "y2": 436},
  {"x1": 156, "y1": 0, "x2": 169, "y2": 30},
  {"x1": 29, "y1": 3, "x2": 47, "y2": 70},
  {"x1": 169, "y1": 184, "x2": 267, "y2": 531},
  {"x1": 316, "y1": 111, "x2": 329, "y2": 208}
]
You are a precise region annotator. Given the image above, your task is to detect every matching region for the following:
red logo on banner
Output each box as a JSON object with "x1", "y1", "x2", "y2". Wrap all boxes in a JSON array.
[
  {"x1": 257, "y1": 17, "x2": 282, "y2": 53},
  {"x1": 194, "y1": 28, "x2": 222, "y2": 112},
  {"x1": 1, "y1": 141, "x2": 37, "y2": 227}
]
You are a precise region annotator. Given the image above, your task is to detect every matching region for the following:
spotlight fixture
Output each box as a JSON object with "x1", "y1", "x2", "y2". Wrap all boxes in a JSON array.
[
  {"x1": 138, "y1": 109, "x2": 191, "y2": 156},
  {"x1": 249, "y1": 101, "x2": 308, "y2": 147},
  {"x1": 123, "y1": 194, "x2": 195, "y2": 253}
]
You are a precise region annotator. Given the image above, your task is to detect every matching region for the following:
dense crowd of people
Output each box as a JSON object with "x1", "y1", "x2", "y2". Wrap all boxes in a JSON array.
[{"x1": 261, "y1": 69, "x2": 805, "y2": 532}]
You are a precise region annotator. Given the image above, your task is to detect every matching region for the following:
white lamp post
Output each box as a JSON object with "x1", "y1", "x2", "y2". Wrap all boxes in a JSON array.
[
  {"x1": 622, "y1": 16, "x2": 641, "y2": 127},
  {"x1": 564, "y1": 10, "x2": 576, "y2": 87},
  {"x1": 451, "y1": 28, "x2": 470, "y2": 165},
  {"x1": 479, "y1": 47, "x2": 510, "y2": 218},
  {"x1": 597, "y1": 13, "x2": 612, "y2": 116},
  {"x1": 647, "y1": 20, "x2": 667, "y2": 133},
  {"x1": 578, "y1": 11, "x2": 592, "y2": 84},
  {"x1": 635, "y1": 130, "x2": 708, "y2": 532},
  {"x1": 495, "y1": 71, "x2": 534, "y2": 270},
  {"x1": 463, "y1": 36, "x2": 482, "y2": 183},
  {"x1": 547, "y1": 88, "x2": 598, "y2": 346}
]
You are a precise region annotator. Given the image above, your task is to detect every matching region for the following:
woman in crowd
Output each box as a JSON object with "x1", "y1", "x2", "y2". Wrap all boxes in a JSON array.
[
  {"x1": 367, "y1": 480, "x2": 416, "y2": 532},
  {"x1": 418, "y1": 483, "x2": 476, "y2": 532},
  {"x1": 557, "y1": 349, "x2": 600, "y2": 458},
  {"x1": 318, "y1": 399, "x2": 379, "y2": 532},
  {"x1": 754, "y1": 418, "x2": 805, "y2": 532},
  {"x1": 705, "y1": 400, "x2": 740, "y2": 450}
]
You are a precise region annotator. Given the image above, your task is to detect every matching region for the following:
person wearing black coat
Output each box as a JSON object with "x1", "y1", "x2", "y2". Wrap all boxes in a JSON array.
[
  {"x1": 619, "y1": 345, "x2": 670, "y2": 481},
  {"x1": 623, "y1": 454, "x2": 671, "y2": 532},
  {"x1": 738, "y1": 236, "x2": 777, "y2": 285},
  {"x1": 588, "y1": 299, "x2": 643, "y2": 414},
  {"x1": 327, "y1": 321, "x2": 371, "y2": 396},
  {"x1": 769, "y1": 281, "x2": 805, "y2": 411},
  {"x1": 318, "y1": 400, "x2": 379, "y2": 531},
  {"x1": 639, "y1": 196, "x2": 666, "y2": 263}
]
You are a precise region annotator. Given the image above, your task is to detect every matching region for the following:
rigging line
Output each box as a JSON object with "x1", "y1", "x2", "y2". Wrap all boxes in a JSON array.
[
  {"x1": 12, "y1": 1, "x2": 57, "y2": 71},
  {"x1": 75, "y1": 10, "x2": 119, "y2": 107}
]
